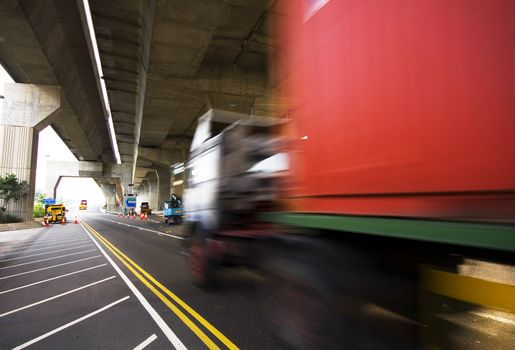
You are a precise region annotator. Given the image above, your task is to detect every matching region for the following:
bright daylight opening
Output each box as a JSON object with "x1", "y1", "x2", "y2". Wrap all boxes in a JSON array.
[{"x1": 35, "y1": 126, "x2": 106, "y2": 212}]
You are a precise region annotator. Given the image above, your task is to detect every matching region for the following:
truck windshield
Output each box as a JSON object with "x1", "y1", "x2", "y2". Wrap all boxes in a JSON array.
[{"x1": 248, "y1": 153, "x2": 289, "y2": 173}]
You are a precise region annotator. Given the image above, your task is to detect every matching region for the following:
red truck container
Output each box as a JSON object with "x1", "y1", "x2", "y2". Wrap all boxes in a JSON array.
[
  {"x1": 278, "y1": 0, "x2": 515, "y2": 222},
  {"x1": 260, "y1": 1, "x2": 515, "y2": 349}
]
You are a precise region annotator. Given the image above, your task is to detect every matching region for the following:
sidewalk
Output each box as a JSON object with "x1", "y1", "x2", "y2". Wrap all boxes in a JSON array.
[{"x1": 0, "y1": 219, "x2": 43, "y2": 232}]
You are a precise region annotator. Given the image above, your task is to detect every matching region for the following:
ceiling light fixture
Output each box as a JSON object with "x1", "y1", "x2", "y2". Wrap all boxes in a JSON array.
[{"x1": 79, "y1": 0, "x2": 121, "y2": 164}]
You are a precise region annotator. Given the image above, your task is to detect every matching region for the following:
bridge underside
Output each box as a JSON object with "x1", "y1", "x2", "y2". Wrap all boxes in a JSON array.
[{"x1": 0, "y1": 0, "x2": 280, "y2": 218}]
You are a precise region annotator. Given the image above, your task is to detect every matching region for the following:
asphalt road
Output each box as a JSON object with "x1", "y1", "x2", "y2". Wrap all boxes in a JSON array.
[
  {"x1": 0, "y1": 210, "x2": 285, "y2": 350},
  {"x1": 2, "y1": 210, "x2": 514, "y2": 349}
]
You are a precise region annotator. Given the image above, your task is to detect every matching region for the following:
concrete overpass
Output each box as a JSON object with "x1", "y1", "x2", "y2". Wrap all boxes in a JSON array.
[{"x1": 0, "y1": 0, "x2": 276, "y2": 219}]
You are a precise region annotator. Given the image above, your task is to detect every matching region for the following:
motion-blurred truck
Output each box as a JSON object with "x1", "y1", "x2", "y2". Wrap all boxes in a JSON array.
[
  {"x1": 163, "y1": 194, "x2": 183, "y2": 224},
  {"x1": 184, "y1": 1, "x2": 515, "y2": 349},
  {"x1": 183, "y1": 109, "x2": 287, "y2": 285}
]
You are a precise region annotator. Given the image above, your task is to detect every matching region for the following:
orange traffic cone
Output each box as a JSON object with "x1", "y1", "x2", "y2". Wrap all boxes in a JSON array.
[
  {"x1": 132, "y1": 214, "x2": 136, "y2": 220},
  {"x1": 144, "y1": 213, "x2": 148, "y2": 221},
  {"x1": 140, "y1": 213, "x2": 144, "y2": 221},
  {"x1": 61, "y1": 217, "x2": 66, "y2": 225},
  {"x1": 74, "y1": 216, "x2": 78, "y2": 224}
]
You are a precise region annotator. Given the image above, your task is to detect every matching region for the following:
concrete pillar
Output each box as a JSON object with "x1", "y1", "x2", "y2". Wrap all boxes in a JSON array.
[
  {"x1": 0, "y1": 83, "x2": 61, "y2": 221},
  {"x1": 100, "y1": 183, "x2": 117, "y2": 213},
  {"x1": 145, "y1": 174, "x2": 158, "y2": 212},
  {"x1": 156, "y1": 166, "x2": 171, "y2": 209}
]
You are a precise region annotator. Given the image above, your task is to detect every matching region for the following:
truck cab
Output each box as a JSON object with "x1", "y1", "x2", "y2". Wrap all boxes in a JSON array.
[{"x1": 183, "y1": 109, "x2": 287, "y2": 286}]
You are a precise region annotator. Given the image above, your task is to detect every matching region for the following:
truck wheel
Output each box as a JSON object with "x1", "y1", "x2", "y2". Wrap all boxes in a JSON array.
[
  {"x1": 173, "y1": 216, "x2": 183, "y2": 225},
  {"x1": 261, "y1": 252, "x2": 333, "y2": 349},
  {"x1": 188, "y1": 233, "x2": 214, "y2": 288}
]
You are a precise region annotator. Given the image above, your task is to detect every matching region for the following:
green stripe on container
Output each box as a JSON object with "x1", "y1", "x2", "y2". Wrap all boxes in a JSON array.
[{"x1": 263, "y1": 213, "x2": 515, "y2": 252}]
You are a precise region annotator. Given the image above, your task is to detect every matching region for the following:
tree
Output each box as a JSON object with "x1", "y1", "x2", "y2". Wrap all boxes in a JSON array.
[
  {"x1": 0, "y1": 173, "x2": 29, "y2": 216},
  {"x1": 33, "y1": 192, "x2": 47, "y2": 218}
]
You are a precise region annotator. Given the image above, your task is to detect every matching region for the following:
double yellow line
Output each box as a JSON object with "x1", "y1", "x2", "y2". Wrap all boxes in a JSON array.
[{"x1": 81, "y1": 221, "x2": 238, "y2": 350}]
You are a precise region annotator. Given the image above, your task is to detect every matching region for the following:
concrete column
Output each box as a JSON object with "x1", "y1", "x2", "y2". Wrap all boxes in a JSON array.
[
  {"x1": 100, "y1": 183, "x2": 117, "y2": 213},
  {"x1": 0, "y1": 83, "x2": 61, "y2": 221},
  {"x1": 145, "y1": 175, "x2": 158, "y2": 212},
  {"x1": 156, "y1": 166, "x2": 171, "y2": 209}
]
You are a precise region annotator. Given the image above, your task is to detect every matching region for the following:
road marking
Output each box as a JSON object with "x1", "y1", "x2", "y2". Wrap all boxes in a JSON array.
[
  {"x1": 11, "y1": 296, "x2": 130, "y2": 350},
  {"x1": 79, "y1": 222, "x2": 187, "y2": 350},
  {"x1": 471, "y1": 311, "x2": 515, "y2": 326},
  {"x1": 0, "y1": 255, "x2": 102, "y2": 280},
  {"x1": 133, "y1": 334, "x2": 158, "y2": 350},
  {"x1": 97, "y1": 217, "x2": 184, "y2": 240},
  {"x1": 421, "y1": 267, "x2": 515, "y2": 313},
  {"x1": 0, "y1": 237, "x2": 90, "y2": 253},
  {"x1": 0, "y1": 243, "x2": 94, "y2": 262},
  {"x1": 0, "y1": 239, "x2": 92, "y2": 256},
  {"x1": 83, "y1": 220, "x2": 239, "y2": 350},
  {"x1": 0, "y1": 249, "x2": 98, "y2": 270},
  {"x1": 0, "y1": 276, "x2": 115, "y2": 318},
  {"x1": 0, "y1": 264, "x2": 107, "y2": 295}
]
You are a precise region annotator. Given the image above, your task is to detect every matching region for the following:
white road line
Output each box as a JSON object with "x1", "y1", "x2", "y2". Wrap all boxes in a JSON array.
[
  {"x1": 80, "y1": 223, "x2": 187, "y2": 350},
  {"x1": 0, "y1": 239, "x2": 92, "y2": 255},
  {"x1": 0, "y1": 276, "x2": 116, "y2": 318},
  {"x1": 471, "y1": 311, "x2": 515, "y2": 326},
  {"x1": 11, "y1": 296, "x2": 130, "y2": 350},
  {"x1": 37, "y1": 233, "x2": 82, "y2": 240},
  {"x1": 0, "y1": 237, "x2": 89, "y2": 252},
  {"x1": 98, "y1": 217, "x2": 184, "y2": 240},
  {"x1": 0, "y1": 255, "x2": 102, "y2": 280},
  {"x1": 0, "y1": 244, "x2": 94, "y2": 262},
  {"x1": 0, "y1": 249, "x2": 98, "y2": 270},
  {"x1": 133, "y1": 334, "x2": 158, "y2": 350},
  {"x1": 0, "y1": 264, "x2": 107, "y2": 295}
]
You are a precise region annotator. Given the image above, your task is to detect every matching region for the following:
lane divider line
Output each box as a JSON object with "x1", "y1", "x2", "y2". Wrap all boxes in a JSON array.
[
  {"x1": 79, "y1": 222, "x2": 187, "y2": 350},
  {"x1": 133, "y1": 334, "x2": 158, "y2": 350},
  {"x1": 82, "y1": 220, "x2": 239, "y2": 350},
  {"x1": 12, "y1": 296, "x2": 130, "y2": 350},
  {"x1": 0, "y1": 249, "x2": 98, "y2": 270},
  {"x1": 0, "y1": 255, "x2": 102, "y2": 280},
  {"x1": 82, "y1": 221, "x2": 218, "y2": 350},
  {"x1": 0, "y1": 264, "x2": 108, "y2": 295},
  {"x1": 0, "y1": 243, "x2": 94, "y2": 262},
  {"x1": 0, "y1": 239, "x2": 92, "y2": 256},
  {"x1": 97, "y1": 217, "x2": 184, "y2": 240},
  {"x1": 0, "y1": 276, "x2": 116, "y2": 318}
]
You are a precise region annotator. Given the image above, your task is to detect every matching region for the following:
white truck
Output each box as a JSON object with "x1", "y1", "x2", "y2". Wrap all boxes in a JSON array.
[{"x1": 182, "y1": 109, "x2": 287, "y2": 287}]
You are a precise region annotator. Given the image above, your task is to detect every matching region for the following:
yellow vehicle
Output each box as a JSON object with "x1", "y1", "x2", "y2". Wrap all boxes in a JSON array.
[
  {"x1": 140, "y1": 202, "x2": 152, "y2": 215},
  {"x1": 45, "y1": 204, "x2": 67, "y2": 223},
  {"x1": 79, "y1": 199, "x2": 88, "y2": 210}
]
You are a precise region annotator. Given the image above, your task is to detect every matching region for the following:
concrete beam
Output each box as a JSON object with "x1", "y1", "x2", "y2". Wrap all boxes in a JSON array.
[
  {"x1": 137, "y1": 146, "x2": 184, "y2": 167},
  {"x1": 0, "y1": 83, "x2": 61, "y2": 129}
]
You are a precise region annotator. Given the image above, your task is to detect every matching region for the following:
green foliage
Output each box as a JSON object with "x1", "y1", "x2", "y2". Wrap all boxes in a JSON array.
[
  {"x1": 33, "y1": 202, "x2": 46, "y2": 218},
  {"x1": 0, "y1": 213, "x2": 22, "y2": 224},
  {"x1": 0, "y1": 173, "x2": 29, "y2": 222}
]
